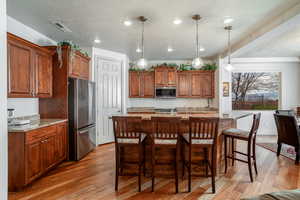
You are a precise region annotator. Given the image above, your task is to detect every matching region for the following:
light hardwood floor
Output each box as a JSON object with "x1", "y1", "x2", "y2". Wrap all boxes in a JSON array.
[{"x1": 9, "y1": 136, "x2": 300, "y2": 200}]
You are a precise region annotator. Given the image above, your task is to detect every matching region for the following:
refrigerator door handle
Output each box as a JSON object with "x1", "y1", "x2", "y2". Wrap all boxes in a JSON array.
[{"x1": 78, "y1": 130, "x2": 89, "y2": 134}]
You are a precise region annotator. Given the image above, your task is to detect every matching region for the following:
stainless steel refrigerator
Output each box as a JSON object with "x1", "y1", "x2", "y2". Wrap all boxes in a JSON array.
[{"x1": 68, "y1": 78, "x2": 96, "y2": 161}]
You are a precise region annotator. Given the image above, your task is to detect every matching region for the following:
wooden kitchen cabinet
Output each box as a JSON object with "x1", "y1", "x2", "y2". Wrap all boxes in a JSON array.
[
  {"x1": 154, "y1": 66, "x2": 176, "y2": 87},
  {"x1": 177, "y1": 72, "x2": 190, "y2": 97},
  {"x1": 129, "y1": 71, "x2": 154, "y2": 98},
  {"x1": 7, "y1": 33, "x2": 53, "y2": 98},
  {"x1": 68, "y1": 50, "x2": 90, "y2": 80},
  {"x1": 9, "y1": 122, "x2": 67, "y2": 191},
  {"x1": 25, "y1": 141, "x2": 43, "y2": 183},
  {"x1": 34, "y1": 50, "x2": 53, "y2": 97},
  {"x1": 176, "y1": 70, "x2": 215, "y2": 98}
]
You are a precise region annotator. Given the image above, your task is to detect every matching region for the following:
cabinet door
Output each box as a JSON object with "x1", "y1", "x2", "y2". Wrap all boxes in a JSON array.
[
  {"x1": 167, "y1": 70, "x2": 176, "y2": 86},
  {"x1": 69, "y1": 54, "x2": 81, "y2": 78},
  {"x1": 55, "y1": 123, "x2": 67, "y2": 161},
  {"x1": 155, "y1": 69, "x2": 165, "y2": 86},
  {"x1": 80, "y1": 57, "x2": 90, "y2": 80},
  {"x1": 141, "y1": 72, "x2": 155, "y2": 98},
  {"x1": 190, "y1": 73, "x2": 203, "y2": 97},
  {"x1": 176, "y1": 73, "x2": 190, "y2": 97},
  {"x1": 7, "y1": 40, "x2": 33, "y2": 97},
  {"x1": 34, "y1": 50, "x2": 53, "y2": 98},
  {"x1": 25, "y1": 141, "x2": 42, "y2": 184},
  {"x1": 129, "y1": 72, "x2": 141, "y2": 98},
  {"x1": 42, "y1": 136, "x2": 56, "y2": 171},
  {"x1": 200, "y1": 73, "x2": 214, "y2": 98}
]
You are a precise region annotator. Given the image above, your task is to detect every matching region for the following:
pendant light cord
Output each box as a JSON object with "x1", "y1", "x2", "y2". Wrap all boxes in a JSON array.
[
  {"x1": 196, "y1": 19, "x2": 199, "y2": 58},
  {"x1": 228, "y1": 28, "x2": 231, "y2": 64},
  {"x1": 141, "y1": 21, "x2": 145, "y2": 58}
]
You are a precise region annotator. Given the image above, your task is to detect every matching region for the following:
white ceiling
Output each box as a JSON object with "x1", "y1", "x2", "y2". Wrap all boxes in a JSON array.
[
  {"x1": 7, "y1": 0, "x2": 299, "y2": 60},
  {"x1": 238, "y1": 25, "x2": 300, "y2": 57}
]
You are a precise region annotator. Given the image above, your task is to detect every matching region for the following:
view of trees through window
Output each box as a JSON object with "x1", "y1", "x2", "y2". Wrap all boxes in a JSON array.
[{"x1": 232, "y1": 72, "x2": 280, "y2": 110}]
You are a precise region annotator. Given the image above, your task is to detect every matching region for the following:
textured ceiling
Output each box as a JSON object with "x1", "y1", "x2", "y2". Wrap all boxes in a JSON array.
[{"x1": 7, "y1": 0, "x2": 299, "y2": 60}]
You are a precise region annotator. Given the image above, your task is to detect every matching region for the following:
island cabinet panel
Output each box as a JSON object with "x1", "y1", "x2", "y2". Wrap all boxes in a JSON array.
[
  {"x1": 176, "y1": 72, "x2": 190, "y2": 97},
  {"x1": 129, "y1": 71, "x2": 154, "y2": 98},
  {"x1": 9, "y1": 122, "x2": 67, "y2": 191},
  {"x1": 154, "y1": 66, "x2": 176, "y2": 87},
  {"x1": 177, "y1": 70, "x2": 215, "y2": 98},
  {"x1": 7, "y1": 33, "x2": 53, "y2": 98}
]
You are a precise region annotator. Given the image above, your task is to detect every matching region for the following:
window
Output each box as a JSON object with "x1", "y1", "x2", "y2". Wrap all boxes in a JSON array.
[{"x1": 232, "y1": 72, "x2": 280, "y2": 110}]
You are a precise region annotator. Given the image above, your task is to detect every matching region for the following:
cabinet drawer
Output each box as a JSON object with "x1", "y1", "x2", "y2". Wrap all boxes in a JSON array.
[{"x1": 26, "y1": 125, "x2": 57, "y2": 144}]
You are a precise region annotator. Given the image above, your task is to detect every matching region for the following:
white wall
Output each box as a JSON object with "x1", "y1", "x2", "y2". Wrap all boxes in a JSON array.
[
  {"x1": 0, "y1": 0, "x2": 7, "y2": 199},
  {"x1": 127, "y1": 59, "x2": 219, "y2": 109},
  {"x1": 6, "y1": 16, "x2": 57, "y2": 118},
  {"x1": 220, "y1": 57, "x2": 300, "y2": 135}
]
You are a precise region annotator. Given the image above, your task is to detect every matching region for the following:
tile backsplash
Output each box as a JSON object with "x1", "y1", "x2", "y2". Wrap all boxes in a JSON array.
[{"x1": 7, "y1": 98, "x2": 39, "y2": 118}]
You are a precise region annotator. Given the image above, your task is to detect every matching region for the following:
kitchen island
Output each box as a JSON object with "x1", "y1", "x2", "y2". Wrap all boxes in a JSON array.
[{"x1": 112, "y1": 110, "x2": 252, "y2": 177}]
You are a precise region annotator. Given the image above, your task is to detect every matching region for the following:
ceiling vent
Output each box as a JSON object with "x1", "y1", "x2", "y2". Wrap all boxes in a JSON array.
[{"x1": 51, "y1": 21, "x2": 72, "y2": 33}]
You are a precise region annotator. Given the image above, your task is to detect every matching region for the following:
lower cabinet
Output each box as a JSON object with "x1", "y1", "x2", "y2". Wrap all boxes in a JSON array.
[{"x1": 9, "y1": 122, "x2": 67, "y2": 191}]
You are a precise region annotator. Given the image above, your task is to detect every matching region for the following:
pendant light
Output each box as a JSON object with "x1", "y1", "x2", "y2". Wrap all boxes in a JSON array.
[
  {"x1": 192, "y1": 14, "x2": 204, "y2": 69},
  {"x1": 224, "y1": 25, "x2": 234, "y2": 71},
  {"x1": 136, "y1": 16, "x2": 148, "y2": 69}
]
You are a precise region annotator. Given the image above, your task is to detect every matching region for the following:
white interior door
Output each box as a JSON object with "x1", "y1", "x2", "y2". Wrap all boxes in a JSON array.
[{"x1": 96, "y1": 57, "x2": 123, "y2": 144}]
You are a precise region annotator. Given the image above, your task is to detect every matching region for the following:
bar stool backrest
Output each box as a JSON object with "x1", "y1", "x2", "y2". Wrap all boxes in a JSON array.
[
  {"x1": 188, "y1": 117, "x2": 219, "y2": 141},
  {"x1": 112, "y1": 116, "x2": 143, "y2": 142},
  {"x1": 151, "y1": 117, "x2": 181, "y2": 140},
  {"x1": 249, "y1": 113, "x2": 261, "y2": 140}
]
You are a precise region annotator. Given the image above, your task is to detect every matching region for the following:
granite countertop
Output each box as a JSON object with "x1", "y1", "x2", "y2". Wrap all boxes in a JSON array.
[
  {"x1": 8, "y1": 119, "x2": 68, "y2": 133},
  {"x1": 127, "y1": 107, "x2": 218, "y2": 114},
  {"x1": 112, "y1": 111, "x2": 252, "y2": 120}
]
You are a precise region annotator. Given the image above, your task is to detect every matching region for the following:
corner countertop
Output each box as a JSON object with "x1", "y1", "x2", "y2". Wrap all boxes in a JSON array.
[
  {"x1": 111, "y1": 111, "x2": 252, "y2": 120},
  {"x1": 8, "y1": 119, "x2": 68, "y2": 133}
]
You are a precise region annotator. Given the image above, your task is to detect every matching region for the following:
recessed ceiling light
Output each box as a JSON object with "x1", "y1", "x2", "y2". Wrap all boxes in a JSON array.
[
  {"x1": 199, "y1": 47, "x2": 205, "y2": 52},
  {"x1": 167, "y1": 47, "x2": 174, "y2": 52},
  {"x1": 124, "y1": 20, "x2": 132, "y2": 26},
  {"x1": 224, "y1": 17, "x2": 234, "y2": 24},
  {"x1": 136, "y1": 47, "x2": 142, "y2": 53},
  {"x1": 173, "y1": 18, "x2": 182, "y2": 25},
  {"x1": 94, "y1": 39, "x2": 101, "y2": 44}
]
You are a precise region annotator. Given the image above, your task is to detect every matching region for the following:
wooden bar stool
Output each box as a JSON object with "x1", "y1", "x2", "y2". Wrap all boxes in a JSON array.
[
  {"x1": 150, "y1": 117, "x2": 181, "y2": 193},
  {"x1": 182, "y1": 117, "x2": 219, "y2": 193},
  {"x1": 222, "y1": 113, "x2": 261, "y2": 182},
  {"x1": 112, "y1": 116, "x2": 146, "y2": 192}
]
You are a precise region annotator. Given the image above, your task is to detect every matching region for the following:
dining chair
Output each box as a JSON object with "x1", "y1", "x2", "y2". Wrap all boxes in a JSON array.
[
  {"x1": 112, "y1": 116, "x2": 146, "y2": 192},
  {"x1": 150, "y1": 116, "x2": 181, "y2": 193},
  {"x1": 222, "y1": 113, "x2": 261, "y2": 182},
  {"x1": 275, "y1": 110, "x2": 295, "y2": 116},
  {"x1": 274, "y1": 114, "x2": 300, "y2": 164},
  {"x1": 182, "y1": 117, "x2": 219, "y2": 193}
]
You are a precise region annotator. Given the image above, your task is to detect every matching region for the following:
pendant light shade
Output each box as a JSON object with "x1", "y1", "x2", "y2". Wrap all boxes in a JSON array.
[
  {"x1": 136, "y1": 16, "x2": 148, "y2": 69},
  {"x1": 192, "y1": 57, "x2": 204, "y2": 68},
  {"x1": 136, "y1": 58, "x2": 148, "y2": 69},
  {"x1": 192, "y1": 14, "x2": 203, "y2": 69},
  {"x1": 225, "y1": 25, "x2": 234, "y2": 71}
]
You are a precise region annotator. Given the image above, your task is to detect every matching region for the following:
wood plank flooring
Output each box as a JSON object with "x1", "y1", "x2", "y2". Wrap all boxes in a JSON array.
[{"x1": 9, "y1": 136, "x2": 300, "y2": 200}]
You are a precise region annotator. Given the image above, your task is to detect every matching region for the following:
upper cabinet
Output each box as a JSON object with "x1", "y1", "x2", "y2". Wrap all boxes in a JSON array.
[
  {"x1": 69, "y1": 52, "x2": 90, "y2": 80},
  {"x1": 7, "y1": 33, "x2": 53, "y2": 98},
  {"x1": 129, "y1": 71, "x2": 155, "y2": 98},
  {"x1": 176, "y1": 71, "x2": 215, "y2": 98},
  {"x1": 154, "y1": 66, "x2": 176, "y2": 87}
]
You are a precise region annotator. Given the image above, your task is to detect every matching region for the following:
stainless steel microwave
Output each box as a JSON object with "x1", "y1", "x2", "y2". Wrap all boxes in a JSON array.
[{"x1": 155, "y1": 87, "x2": 176, "y2": 99}]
